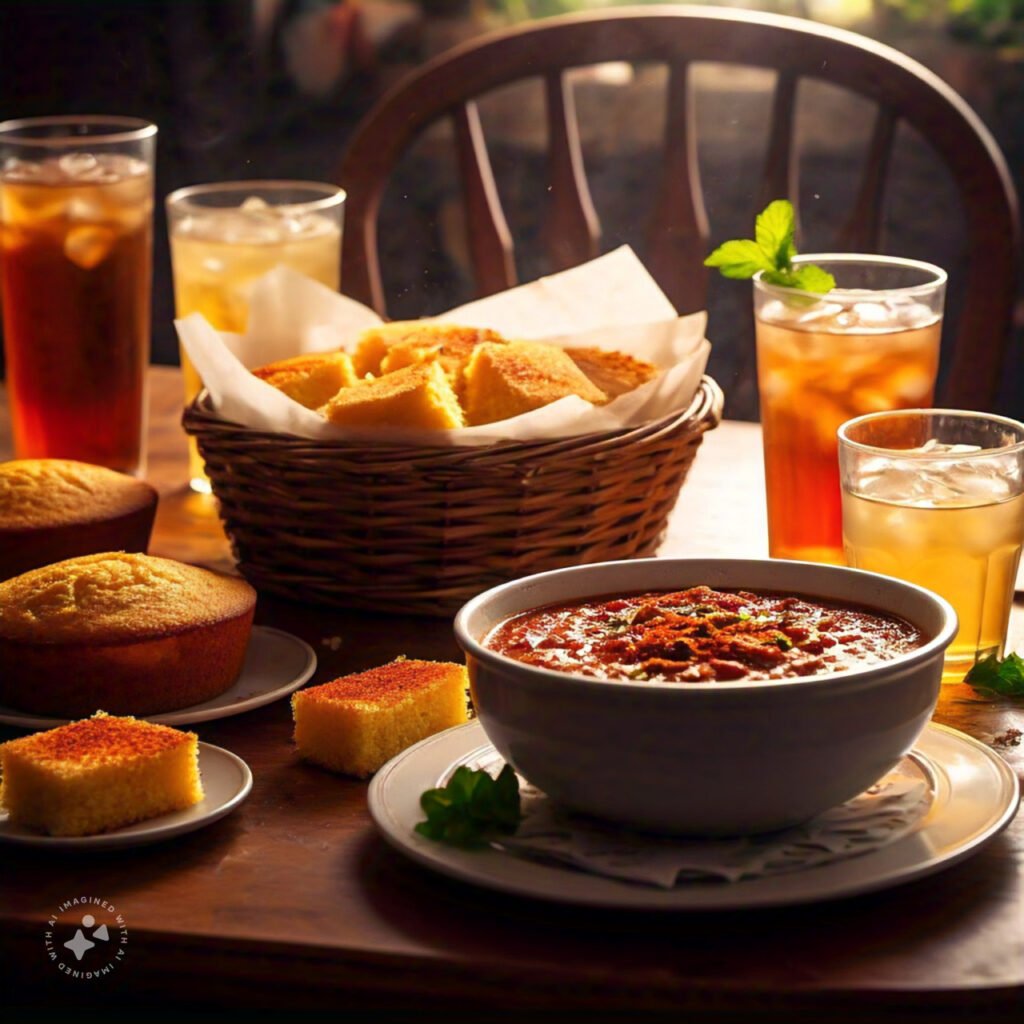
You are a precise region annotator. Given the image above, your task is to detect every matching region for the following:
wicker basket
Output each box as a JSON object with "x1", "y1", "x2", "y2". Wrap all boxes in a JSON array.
[{"x1": 183, "y1": 375, "x2": 723, "y2": 615}]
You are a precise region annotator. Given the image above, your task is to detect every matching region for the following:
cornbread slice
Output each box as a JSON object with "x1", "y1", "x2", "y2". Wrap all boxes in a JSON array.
[
  {"x1": 463, "y1": 341, "x2": 608, "y2": 425},
  {"x1": 0, "y1": 712, "x2": 203, "y2": 836},
  {"x1": 352, "y1": 321, "x2": 430, "y2": 376},
  {"x1": 319, "y1": 361, "x2": 465, "y2": 430},
  {"x1": 0, "y1": 552, "x2": 256, "y2": 716},
  {"x1": 0, "y1": 459, "x2": 157, "y2": 581},
  {"x1": 292, "y1": 659, "x2": 469, "y2": 777},
  {"x1": 564, "y1": 346, "x2": 659, "y2": 401},
  {"x1": 379, "y1": 325, "x2": 506, "y2": 401},
  {"x1": 252, "y1": 351, "x2": 358, "y2": 409}
]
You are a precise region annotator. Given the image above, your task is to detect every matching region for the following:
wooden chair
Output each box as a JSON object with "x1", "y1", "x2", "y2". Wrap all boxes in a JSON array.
[{"x1": 337, "y1": 5, "x2": 1019, "y2": 410}]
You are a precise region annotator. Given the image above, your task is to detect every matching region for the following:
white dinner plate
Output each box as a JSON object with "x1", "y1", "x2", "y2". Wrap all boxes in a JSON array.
[
  {"x1": 0, "y1": 625, "x2": 316, "y2": 728},
  {"x1": 369, "y1": 720, "x2": 1020, "y2": 910},
  {"x1": 0, "y1": 742, "x2": 252, "y2": 849}
]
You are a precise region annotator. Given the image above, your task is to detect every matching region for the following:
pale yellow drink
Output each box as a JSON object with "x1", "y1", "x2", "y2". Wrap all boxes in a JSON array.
[
  {"x1": 843, "y1": 489, "x2": 1024, "y2": 681},
  {"x1": 168, "y1": 185, "x2": 344, "y2": 491},
  {"x1": 839, "y1": 411, "x2": 1024, "y2": 684}
]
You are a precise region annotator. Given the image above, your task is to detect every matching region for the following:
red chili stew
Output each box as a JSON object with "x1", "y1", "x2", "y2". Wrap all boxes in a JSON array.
[{"x1": 486, "y1": 586, "x2": 926, "y2": 682}]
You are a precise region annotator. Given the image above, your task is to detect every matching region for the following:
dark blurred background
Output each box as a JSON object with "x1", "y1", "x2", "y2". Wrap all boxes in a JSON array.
[{"x1": 0, "y1": 0, "x2": 1021, "y2": 420}]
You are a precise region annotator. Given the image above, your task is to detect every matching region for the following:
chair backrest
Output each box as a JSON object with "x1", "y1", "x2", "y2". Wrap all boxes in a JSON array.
[{"x1": 337, "y1": 5, "x2": 1019, "y2": 411}]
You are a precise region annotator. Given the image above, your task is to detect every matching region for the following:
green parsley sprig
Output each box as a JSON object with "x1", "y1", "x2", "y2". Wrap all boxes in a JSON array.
[
  {"x1": 704, "y1": 200, "x2": 835, "y2": 293},
  {"x1": 965, "y1": 652, "x2": 1024, "y2": 697},
  {"x1": 415, "y1": 764, "x2": 522, "y2": 848}
]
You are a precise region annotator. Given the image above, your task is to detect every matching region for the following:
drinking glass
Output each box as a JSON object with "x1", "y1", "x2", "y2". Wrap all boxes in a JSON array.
[
  {"x1": 754, "y1": 255, "x2": 946, "y2": 565},
  {"x1": 0, "y1": 115, "x2": 156, "y2": 475},
  {"x1": 166, "y1": 180, "x2": 345, "y2": 492},
  {"x1": 838, "y1": 409, "x2": 1024, "y2": 683}
]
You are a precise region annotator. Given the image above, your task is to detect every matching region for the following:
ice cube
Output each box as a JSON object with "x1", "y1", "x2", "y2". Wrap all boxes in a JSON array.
[
  {"x1": 2, "y1": 157, "x2": 45, "y2": 182},
  {"x1": 851, "y1": 302, "x2": 891, "y2": 327},
  {"x1": 67, "y1": 197, "x2": 107, "y2": 222},
  {"x1": 241, "y1": 196, "x2": 269, "y2": 212},
  {"x1": 64, "y1": 225, "x2": 116, "y2": 269},
  {"x1": 794, "y1": 301, "x2": 844, "y2": 326},
  {"x1": 58, "y1": 153, "x2": 101, "y2": 180},
  {"x1": 894, "y1": 301, "x2": 935, "y2": 329}
]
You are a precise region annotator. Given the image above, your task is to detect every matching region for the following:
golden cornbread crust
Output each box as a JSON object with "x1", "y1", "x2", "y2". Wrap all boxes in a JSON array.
[
  {"x1": 0, "y1": 552, "x2": 254, "y2": 644},
  {"x1": 463, "y1": 341, "x2": 608, "y2": 425},
  {"x1": 0, "y1": 553, "x2": 256, "y2": 716},
  {"x1": 7, "y1": 712, "x2": 188, "y2": 764},
  {"x1": 319, "y1": 361, "x2": 465, "y2": 430},
  {"x1": 351, "y1": 321, "x2": 429, "y2": 376},
  {"x1": 378, "y1": 325, "x2": 506, "y2": 394},
  {"x1": 0, "y1": 459, "x2": 157, "y2": 581},
  {"x1": 293, "y1": 659, "x2": 469, "y2": 777},
  {"x1": 252, "y1": 351, "x2": 357, "y2": 409},
  {"x1": 565, "y1": 347, "x2": 659, "y2": 400},
  {"x1": 0, "y1": 712, "x2": 203, "y2": 836}
]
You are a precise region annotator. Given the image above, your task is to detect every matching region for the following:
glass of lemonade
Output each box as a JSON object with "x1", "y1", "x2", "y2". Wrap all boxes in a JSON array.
[
  {"x1": 839, "y1": 409, "x2": 1024, "y2": 683},
  {"x1": 0, "y1": 116, "x2": 156, "y2": 475},
  {"x1": 754, "y1": 255, "x2": 946, "y2": 565},
  {"x1": 166, "y1": 180, "x2": 345, "y2": 491}
]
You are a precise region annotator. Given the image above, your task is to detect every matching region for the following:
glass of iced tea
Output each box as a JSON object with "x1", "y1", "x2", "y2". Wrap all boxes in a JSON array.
[
  {"x1": 839, "y1": 410, "x2": 1024, "y2": 683},
  {"x1": 754, "y1": 255, "x2": 946, "y2": 564},
  {"x1": 166, "y1": 181, "x2": 345, "y2": 492},
  {"x1": 0, "y1": 116, "x2": 156, "y2": 475}
]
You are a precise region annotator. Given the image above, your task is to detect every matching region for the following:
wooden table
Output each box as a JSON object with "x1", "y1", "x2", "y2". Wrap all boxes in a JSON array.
[{"x1": 2, "y1": 367, "x2": 1022, "y2": 1020}]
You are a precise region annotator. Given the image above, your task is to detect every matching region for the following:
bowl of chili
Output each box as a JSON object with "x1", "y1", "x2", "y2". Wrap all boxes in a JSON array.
[{"x1": 455, "y1": 558, "x2": 957, "y2": 835}]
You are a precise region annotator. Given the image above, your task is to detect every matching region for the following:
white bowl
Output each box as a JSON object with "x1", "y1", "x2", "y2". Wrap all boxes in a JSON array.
[{"x1": 454, "y1": 558, "x2": 957, "y2": 836}]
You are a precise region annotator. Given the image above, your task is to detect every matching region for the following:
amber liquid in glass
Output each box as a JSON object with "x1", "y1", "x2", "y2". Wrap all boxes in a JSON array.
[
  {"x1": 1, "y1": 155, "x2": 152, "y2": 474},
  {"x1": 756, "y1": 309, "x2": 941, "y2": 564}
]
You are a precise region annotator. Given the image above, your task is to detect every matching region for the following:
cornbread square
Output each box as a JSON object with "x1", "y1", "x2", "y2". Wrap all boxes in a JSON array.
[
  {"x1": 292, "y1": 659, "x2": 469, "y2": 777},
  {"x1": 0, "y1": 712, "x2": 203, "y2": 836},
  {"x1": 319, "y1": 361, "x2": 465, "y2": 430},
  {"x1": 463, "y1": 341, "x2": 607, "y2": 425},
  {"x1": 379, "y1": 326, "x2": 506, "y2": 400},
  {"x1": 352, "y1": 322, "x2": 429, "y2": 376},
  {"x1": 252, "y1": 351, "x2": 358, "y2": 409},
  {"x1": 564, "y1": 346, "x2": 659, "y2": 400}
]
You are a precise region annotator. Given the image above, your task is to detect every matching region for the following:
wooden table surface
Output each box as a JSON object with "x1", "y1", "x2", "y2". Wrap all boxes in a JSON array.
[{"x1": 2, "y1": 367, "x2": 1022, "y2": 1020}]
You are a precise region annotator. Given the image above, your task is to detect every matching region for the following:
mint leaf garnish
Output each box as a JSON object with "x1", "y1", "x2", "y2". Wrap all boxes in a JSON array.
[
  {"x1": 704, "y1": 239, "x2": 774, "y2": 279},
  {"x1": 414, "y1": 764, "x2": 522, "y2": 848},
  {"x1": 704, "y1": 199, "x2": 835, "y2": 294},
  {"x1": 755, "y1": 199, "x2": 797, "y2": 271},
  {"x1": 965, "y1": 652, "x2": 1024, "y2": 697}
]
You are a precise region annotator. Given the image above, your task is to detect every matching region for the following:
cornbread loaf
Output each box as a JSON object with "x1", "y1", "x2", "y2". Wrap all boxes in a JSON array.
[
  {"x1": 463, "y1": 340, "x2": 607, "y2": 425},
  {"x1": 0, "y1": 552, "x2": 256, "y2": 717},
  {"x1": 565, "y1": 347, "x2": 659, "y2": 400},
  {"x1": 0, "y1": 712, "x2": 203, "y2": 836},
  {"x1": 252, "y1": 351, "x2": 358, "y2": 409},
  {"x1": 292, "y1": 659, "x2": 469, "y2": 777},
  {"x1": 319, "y1": 361, "x2": 465, "y2": 430},
  {"x1": 0, "y1": 459, "x2": 157, "y2": 581}
]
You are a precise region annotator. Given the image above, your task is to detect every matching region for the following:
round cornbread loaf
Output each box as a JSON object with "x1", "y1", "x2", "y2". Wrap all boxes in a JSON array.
[
  {"x1": 0, "y1": 459, "x2": 157, "y2": 581},
  {"x1": 0, "y1": 552, "x2": 256, "y2": 716}
]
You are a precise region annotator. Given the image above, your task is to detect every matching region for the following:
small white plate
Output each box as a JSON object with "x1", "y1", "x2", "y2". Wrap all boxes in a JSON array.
[
  {"x1": 0, "y1": 742, "x2": 252, "y2": 849},
  {"x1": 0, "y1": 625, "x2": 316, "y2": 728},
  {"x1": 369, "y1": 720, "x2": 1020, "y2": 910}
]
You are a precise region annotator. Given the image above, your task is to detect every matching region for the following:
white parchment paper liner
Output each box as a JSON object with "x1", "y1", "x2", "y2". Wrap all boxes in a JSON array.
[
  {"x1": 174, "y1": 247, "x2": 711, "y2": 447},
  {"x1": 456, "y1": 751, "x2": 932, "y2": 889}
]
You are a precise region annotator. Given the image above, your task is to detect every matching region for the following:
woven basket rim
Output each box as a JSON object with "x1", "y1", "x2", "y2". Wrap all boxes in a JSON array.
[{"x1": 184, "y1": 374, "x2": 722, "y2": 456}]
